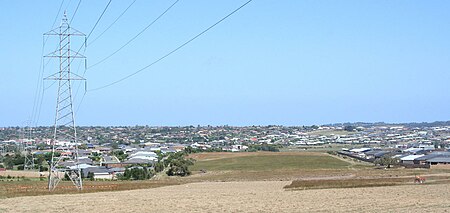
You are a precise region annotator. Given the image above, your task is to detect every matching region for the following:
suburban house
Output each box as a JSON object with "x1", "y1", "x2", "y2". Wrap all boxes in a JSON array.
[
  {"x1": 82, "y1": 166, "x2": 121, "y2": 180},
  {"x1": 400, "y1": 154, "x2": 425, "y2": 164},
  {"x1": 426, "y1": 157, "x2": 450, "y2": 169}
]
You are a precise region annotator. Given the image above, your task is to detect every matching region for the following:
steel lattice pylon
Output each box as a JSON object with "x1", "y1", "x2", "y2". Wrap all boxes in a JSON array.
[
  {"x1": 44, "y1": 11, "x2": 86, "y2": 191},
  {"x1": 20, "y1": 121, "x2": 35, "y2": 170},
  {"x1": 23, "y1": 125, "x2": 35, "y2": 170}
]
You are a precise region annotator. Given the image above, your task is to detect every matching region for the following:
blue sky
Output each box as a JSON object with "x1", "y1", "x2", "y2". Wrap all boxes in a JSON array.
[{"x1": 1, "y1": 0, "x2": 450, "y2": 126}]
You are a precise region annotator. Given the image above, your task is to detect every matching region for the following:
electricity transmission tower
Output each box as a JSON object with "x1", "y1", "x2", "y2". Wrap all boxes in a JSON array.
[
  {"x1": 21, "y1": 123, "x2": 35, "y2": 170},
  {"x1": 44, "y1": 11, "x2": 86, "y2": 191}
]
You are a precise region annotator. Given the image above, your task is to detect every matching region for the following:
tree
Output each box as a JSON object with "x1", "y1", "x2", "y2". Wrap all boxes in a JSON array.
[
  {"x1": 64, "y1": 173, "x2": 70, "y2": 181},
  {"x1": 78, "y1": 144, "x2": 88, "y2": 150},
  {"x1": 166, "y1": 158, "x2": 195, "y2": 177},
  {"x1": 5, "y1": 160, "x2": 14, "y2": 169},
  {"x1": 111, "y1": 150, "x2": 128, "y2": 161},
  {"x1": 154, "y1": 161, "x2": 165, "y2": 173},
  {"x1": 121, "y1": 167, "x2": 153, "y2": 180},
  {"x1": 344, "y1": 126, "x2": 356, "y2": 132},
  {"x1": 111, "y1": 142, "x2": 119, "y2": 149},
  {"x1": 87, "y1": 172, "x2": 95, "y2": 181},
  {"x1": 374, "y1": 156, "x2": 399, "y2": 168},
  {"x1": 184, "y1": 146, "x2": 194, "y2": 154}
]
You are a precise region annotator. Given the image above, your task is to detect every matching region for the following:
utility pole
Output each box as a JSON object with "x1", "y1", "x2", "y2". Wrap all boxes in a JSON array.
[{"x1": 44, "y1": 11, "x2": 86, "y2": 191}]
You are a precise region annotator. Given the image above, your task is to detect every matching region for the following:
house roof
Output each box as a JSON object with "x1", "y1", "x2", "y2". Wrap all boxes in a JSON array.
[
  {"x1": 349, "y1": 148, "x2": 371, "y2": 153},
  {"x1": 426, "y1": 157, "x2": 450, "y2": 163},
  {"x1": 415, "y1": 155, "x2": 437, "y2": 161},
  {"x1": 82, "y1": 166, "x2": 109, "y2": 176},
  {"x1": 413, "y1": 152, "x2": 450, "y2": 161},
  {"x1": 108, "y1": 167, "x2": 126, "y2": 172},
  {"x1": 78, "y1": 150, "x2": 92, "y2": 154},
  {"x1": 129, "y1": 151, "x2": 157, "y2": 158},
  {"x1": 78, "y1": 158, "x2": 93, "y2": 165},
  {"x1": 400, "y1": 154, "x2": 425, "y2": 161},
  {"x1": 364, "y1": 150, "x2": 383, "y2": 155},
  {"x1": 374, "y1": 151, "x2": 391, "y2": 157},
  {"x1": 122, "y1": 158, "x2": 153, "y2": 164},
  {"x1": 69, "y1": 163, "x2": 95, "y2": 170},
  {"x1": 129, "y1": 156, "x2": 157, "y2": 161}
]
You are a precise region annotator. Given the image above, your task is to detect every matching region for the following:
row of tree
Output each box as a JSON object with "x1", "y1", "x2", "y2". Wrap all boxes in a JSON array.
[
  {"x1": 118, "y1": 167, "x2": 154, "y2": 180},
  {"x1": 0, "y1": 152, "x2": 57, "y2": 171}
]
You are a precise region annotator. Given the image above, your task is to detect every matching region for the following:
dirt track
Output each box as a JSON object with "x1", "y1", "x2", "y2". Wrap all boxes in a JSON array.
[{"x1": 0, "y1": 181, "x2": 449, "y2": 212}]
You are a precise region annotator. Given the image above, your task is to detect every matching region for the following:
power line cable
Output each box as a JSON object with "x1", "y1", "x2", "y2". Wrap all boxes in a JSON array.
[
  {"x1": 88, "y1": 0, "x2": 180, "y2": 69},
  {"x1": 89, "y1": 0, "x2": 253, "y2": 92},
  {"x1": 68, "y1": 0, "x2": 113, "y2": 80},
  {"x1": 35, "y1": 79, "x2": 51, "y2": 126},
  {"x1": 74, "y1": 0, "x2": 135, "y2": 104},
  {"x1": 89, "y1": 0, "x2": 137, "y2": 45},
  {"x1": 64, "y1": 0, "x2": 73, "y2": 11},
  {"x1": 87, "y1": 0, "x2": 112, "y2": 40},
  {"x1": 30, "y1": 40, "x2": 45, "y2": 125},
  {"x1": 70, "y1": 0, "x2": 82, "y2": 24},
  {"x1": 71, "y1": 0, "x2": 115, "y2": 113},
  {"x1": 74, "y1": 0, "x2": 178, "y2": 102},
  {"x1": 49, "y1": 0, "x2": 65, "y2": 37},
  {"x1": 31, "y1": 0, "x2": 66, "y2": 126},
  {"x1": 75, "y1": 0, "x2": 177, "y2": 113},
  {"x1": 75, "y1": 91, "x2": 87, "y2": 114}
]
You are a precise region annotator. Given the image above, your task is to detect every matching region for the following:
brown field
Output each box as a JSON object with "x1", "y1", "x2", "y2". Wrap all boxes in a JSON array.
[
  {"x1": 0, "y1": 170, "x2": 42, "y2": 178},
  {"x1": 285, "y1": 176, "x2": 450, "y2": 190},
  {"x1": 1, "y1": 181, "x2": 450, "y2": 212},
  {"x1": 1, "y1": 152, "x2": 450, "y2": 212},
  {"x1": 0, "y1": 179, "x2": 180, "y2": 199}
]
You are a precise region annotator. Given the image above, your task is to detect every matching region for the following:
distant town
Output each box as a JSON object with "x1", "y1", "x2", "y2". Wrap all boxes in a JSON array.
[{"x1": 1, "y1": 121, "x2": 450, "y2": 180}]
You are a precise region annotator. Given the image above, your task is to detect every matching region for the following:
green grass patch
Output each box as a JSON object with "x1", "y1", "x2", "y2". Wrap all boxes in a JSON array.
[{"x1": 191, "y1": 153, "x2": 351, "y2": 172}]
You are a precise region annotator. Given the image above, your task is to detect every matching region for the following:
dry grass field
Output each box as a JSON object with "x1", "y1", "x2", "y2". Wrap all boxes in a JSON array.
[
  {"x1": 1, "y1": 151, "x2": 450, "y2": 212},
  {"x1": 1, "y1": 181, "x2": 449, "y2": 212},
  {"x1": 0, "y1": 179, "x2": 181, "y2": 199},
  {"x1": 0, "y1": 170, "x2": 42, "y2": 178}
]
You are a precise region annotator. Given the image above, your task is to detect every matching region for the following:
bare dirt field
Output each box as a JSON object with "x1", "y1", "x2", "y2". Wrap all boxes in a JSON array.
[
  {"x1": 0, "y1": 181, "x2": 449, "y2": 212},
  {"x1": 0, "y1": 170, "x2": 42, "y2": 178}
]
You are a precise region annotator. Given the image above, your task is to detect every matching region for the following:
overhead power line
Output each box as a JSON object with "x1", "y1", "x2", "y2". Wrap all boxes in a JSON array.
[
  {"x1": 69, "y1": 0, "x2": 113, "y2": 74},
  {"x1": 89, "y1": 0, "x2": 137, "y2": 45},
  {"x1": 74, "y1": 0, "x2": 179, "y2": 113},
  {"x1": 70, "y1": 0, "x2": 82, "y2": 24},
  {"x1": 89, "y1": 0, "x2": 253, "y2": 92},
  {"x1": 88, "y1": 0, "x2": 180, "y2": 69},
  {"x1": 71, "y1": 0, "x2": 116, "y2": 113},
  {"x1": 30, "y1": 0, "x2": 66, "y2": 126},
  {"x1": 50, "y1": 0, "x2": 66, "y2": 39},
  {"x1": 87, "y1": 0, "x2": 112, "y2": 40},
  {"x1": 30, "y1": 41, "x2": 45, "y2": 125}
]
